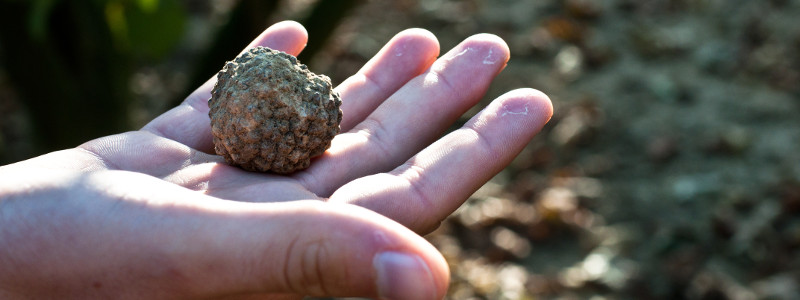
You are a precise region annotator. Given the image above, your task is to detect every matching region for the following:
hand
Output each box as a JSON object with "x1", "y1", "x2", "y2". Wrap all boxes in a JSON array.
[{"x1": 0, "y1": 21, "x2": 552, "y2": 299}]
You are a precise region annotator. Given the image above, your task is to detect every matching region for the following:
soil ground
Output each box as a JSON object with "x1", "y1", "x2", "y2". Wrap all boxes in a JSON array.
[{"x1": 316, "y1": 1, "x2": 800, "y2": 299}]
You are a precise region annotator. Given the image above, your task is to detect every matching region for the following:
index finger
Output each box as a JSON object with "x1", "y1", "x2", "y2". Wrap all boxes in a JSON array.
[
  {"x1": 143, "y1": 21, "x2": 309, "y2": 152},
  {"x1": 328, "y1": 89, "x2": 553, "y2": 233}
]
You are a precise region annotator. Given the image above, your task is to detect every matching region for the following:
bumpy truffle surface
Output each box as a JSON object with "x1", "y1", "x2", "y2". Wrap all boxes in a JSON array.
[{"x1": 209, "y1": 47, "x2": 342, "y2": 174}]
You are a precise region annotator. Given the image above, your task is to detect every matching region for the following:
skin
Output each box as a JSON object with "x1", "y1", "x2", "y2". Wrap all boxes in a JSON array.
[{"x1": 0, "y1": 21, "x2": 552, "y2": 300}]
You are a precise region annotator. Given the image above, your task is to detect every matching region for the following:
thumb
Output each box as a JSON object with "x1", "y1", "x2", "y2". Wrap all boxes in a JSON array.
[{"x1": 168, "y1": 199, "x2": 450, "y2": 300}]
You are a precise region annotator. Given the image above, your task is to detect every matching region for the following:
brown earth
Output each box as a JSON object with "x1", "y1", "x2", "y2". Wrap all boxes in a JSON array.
[{"x1": 312, "y1": 0, "x2": 800, "y2": 299}]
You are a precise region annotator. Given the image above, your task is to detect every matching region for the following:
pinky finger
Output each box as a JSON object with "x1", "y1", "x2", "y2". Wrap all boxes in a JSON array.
[{"x1": 329, "y1": 88, "x2": 553, "y2": 233}]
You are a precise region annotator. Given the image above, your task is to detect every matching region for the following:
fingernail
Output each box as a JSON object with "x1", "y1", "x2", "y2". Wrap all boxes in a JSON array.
[{"x1": 374, "y1": 251, "x2": 437, "y2": 300}]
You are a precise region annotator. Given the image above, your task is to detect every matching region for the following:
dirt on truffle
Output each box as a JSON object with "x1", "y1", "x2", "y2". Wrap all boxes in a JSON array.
[{"x1": 209, "y1": 47, "x2": 342, "y2": 174}]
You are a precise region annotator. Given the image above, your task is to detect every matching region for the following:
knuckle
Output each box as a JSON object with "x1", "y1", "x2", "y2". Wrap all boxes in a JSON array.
[{"x1": 284, "y1": 239, "x2": 333, "y2": 296}]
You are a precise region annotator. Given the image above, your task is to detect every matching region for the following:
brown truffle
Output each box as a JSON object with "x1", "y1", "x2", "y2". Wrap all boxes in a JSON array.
[{"x1": 209, "y1": 47, "x2": 342, "y2": 174}]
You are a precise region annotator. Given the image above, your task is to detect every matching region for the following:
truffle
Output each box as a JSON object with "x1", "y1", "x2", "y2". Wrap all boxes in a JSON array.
[{"x1": 209, "y1": 47, "x2": 342, "y2": 174}]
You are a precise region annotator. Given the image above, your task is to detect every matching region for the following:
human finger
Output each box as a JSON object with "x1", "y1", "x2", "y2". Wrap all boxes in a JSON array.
[
  {"x1": 328, "y1": 88, "x2": 553, "y2": 233},
  {"x1": 336, "y1": 28, "x2": 440, "y2": 132},
  {"x1": 143, "y1": 21, "x2": 308, "y2": 153},
  {"x1": 299, "y1": 34, "x2": 509, "y2": 197},
  {"x1": 162, "y1": 198, "x2": 450, "y2": 299}
]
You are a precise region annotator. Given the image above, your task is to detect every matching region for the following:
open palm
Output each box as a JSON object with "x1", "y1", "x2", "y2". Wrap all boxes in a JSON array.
[{"x1": 0, "y1": 21, "x2": 551, "y2": 299}]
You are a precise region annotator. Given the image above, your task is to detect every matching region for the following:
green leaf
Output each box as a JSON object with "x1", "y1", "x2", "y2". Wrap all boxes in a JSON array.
[
  {"x1": 127, "y1": 0, "x2": 185, "y2": 59},
  {"x1": 104, "y1": 0, "x2": 186, "y2": 59},
  {"x1": 135, "y1": 0, "x2": 158, "y2": 13},
  {"x1": 105, "y1": 0, "x2": 129, "y2": 49},
  {"x1": 27, "y1": 0, "x2": 61, "y2": 41}
]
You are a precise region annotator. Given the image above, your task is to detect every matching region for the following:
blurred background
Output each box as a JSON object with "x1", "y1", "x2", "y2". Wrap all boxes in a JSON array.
[{"x1": 1, "y1": 0, "x2": 800, "y2": 299}]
